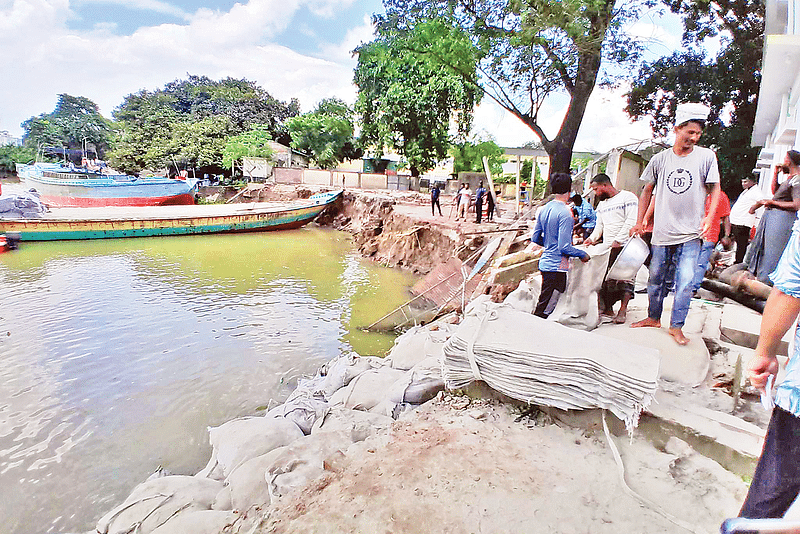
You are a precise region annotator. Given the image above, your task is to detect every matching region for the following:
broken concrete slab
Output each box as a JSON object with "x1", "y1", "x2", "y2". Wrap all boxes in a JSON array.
[
  {"x1": 594, "y1": 323, "x2": 710, "y2": 386},
  {"x1": 486, "y1": 257, "x2": 539, "y2": 286},
  {"x1": 720, "y1": 303, "x2": 790, "y2": 355},
  {"x1": 641, "y1": 390, "x2": 765, "y2": 478}
]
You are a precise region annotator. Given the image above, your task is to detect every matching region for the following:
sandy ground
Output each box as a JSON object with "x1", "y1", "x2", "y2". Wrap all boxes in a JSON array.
[{"x1": 255, "y1": 395, "x2": 747, "y2": 534}]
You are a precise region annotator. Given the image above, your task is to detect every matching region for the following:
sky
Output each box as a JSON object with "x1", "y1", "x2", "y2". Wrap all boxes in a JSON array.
[{"x1": 0, "y1": 0, "x2": 698, "y2": 153}]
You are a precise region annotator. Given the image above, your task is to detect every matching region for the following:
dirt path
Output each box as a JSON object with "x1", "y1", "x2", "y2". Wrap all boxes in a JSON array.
[{"x1": 260, "y1": 395, "x2": 747, "y2": 534}]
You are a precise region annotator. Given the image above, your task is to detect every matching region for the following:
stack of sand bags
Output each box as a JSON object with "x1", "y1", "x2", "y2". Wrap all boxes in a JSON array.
[{"x1": 442, "y1": 300, "x2": 660, "y2": 432}]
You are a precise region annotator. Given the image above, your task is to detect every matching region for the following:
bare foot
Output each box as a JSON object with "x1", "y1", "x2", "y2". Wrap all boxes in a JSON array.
[
  {"x1": 630, "y1": 317, "x2": 660, "y2": 328},
  {"x1": 668, "y1": 327, "x2": 690, "y2": 345},
  {"x1": 613, "y1": 309, "x2": 627, "y2": 324}
]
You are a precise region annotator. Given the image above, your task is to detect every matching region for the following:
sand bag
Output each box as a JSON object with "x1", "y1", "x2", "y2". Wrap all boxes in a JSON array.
[
  {"x1": 550, "y1": 246, "x2": 610, "y2": 330},
  {"x1": 386, "y1": 326, "x2": 429, "y2": 370},
  {"x1": 199, "y1": 417, "x2": 303, "y2": 479},
  {"x1": 96, "y1": 475, "x2": 223, "y2": 534},
  {"x1": 149, "y1": 510, "x2": 237, "y2": 534},
  {"x1": 216, "y1": 446, "x2": 287, "y2": 511},
  {"x1": 266, "y1": 391, "x2": 329, "y2": 435},
  {"x1": 386, "y1": 369, "x2": 445, "y2": 405},
  {"x1": 503, "y1": 278, "x2": 540, "y2": 314},
  {"x1": 311, "y1": 406, "x2": 394, "y2": 442},
  {"x1": 319, "y1": 353, "x2": 384, "y2": 398},
  {"x1": 328, "y1": 367, "x2": 407, "y2": 411},
  {"x1": 265, "y1": 431, "x2": 356, "y2": 501}
]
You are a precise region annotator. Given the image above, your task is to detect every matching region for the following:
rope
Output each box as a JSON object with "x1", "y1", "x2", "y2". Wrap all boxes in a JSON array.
[{"x1": 601, "y1": 411, "x2": 706, "y2": 534}]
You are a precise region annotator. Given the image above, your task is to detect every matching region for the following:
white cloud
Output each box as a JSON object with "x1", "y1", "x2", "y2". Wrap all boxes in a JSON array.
[
  {"x1": 0, "y1": 0, "x2": 362, "y2": 136},
  {"x1": 74, "y1": 0, "x2": 190, "y2": 20},
  {"x1": 317, "y1": 13, "x2": 374, "y2": 64},
  {"x1": 472, "y1": 84, "x2": 654, "y2": 154}
]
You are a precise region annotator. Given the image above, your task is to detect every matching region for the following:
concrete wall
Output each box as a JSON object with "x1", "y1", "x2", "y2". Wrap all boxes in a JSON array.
[
  {"x1": 616, "y1": 156, "x2": 646, "y2": 195},
  {"x1": 274, "y1": 167, "x2": 304, "y2": 184},
  {"x1": 361, "y1": 173, "x2": 388, "y2": 189},
  {"x1": 304, "y1": 169, "x2": 333, "y2": 186}
]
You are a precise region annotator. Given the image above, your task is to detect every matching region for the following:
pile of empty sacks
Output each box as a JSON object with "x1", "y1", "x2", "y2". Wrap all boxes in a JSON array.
[{"x1": 92, "y1": 320, "x2": 455, "y2": 534}]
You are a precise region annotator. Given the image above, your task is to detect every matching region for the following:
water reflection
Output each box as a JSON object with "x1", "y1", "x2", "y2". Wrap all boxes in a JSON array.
[{"x1": 0, "y1": 228, "x2": 416, "y2": 534}]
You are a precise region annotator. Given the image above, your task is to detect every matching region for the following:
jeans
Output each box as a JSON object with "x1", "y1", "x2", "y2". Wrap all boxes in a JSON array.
[
  {"x1": 647, "y1": 239, "x2": 701, "y2": 328},
  {"x1": 739, "y1": 406, "x2": 800, "y2": 518},
  {"x1": 534, "y1": 271, "x2": 567, "y2": 318},
  {"x1": 690, "y1": 240, "x2": 716, "y2": 293}
]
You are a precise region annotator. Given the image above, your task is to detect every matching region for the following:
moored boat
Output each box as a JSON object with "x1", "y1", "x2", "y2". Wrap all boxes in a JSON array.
[
  {"x1": 0, "y1": 190, "x2": 342, "y2": 241},
  {"x1": 15, "y1": 162, "x2": 198, "y2": 207}
]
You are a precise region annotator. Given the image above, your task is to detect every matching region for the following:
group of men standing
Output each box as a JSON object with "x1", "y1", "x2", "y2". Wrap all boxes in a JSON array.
[
  {"x1": 532, "y1": 101, "x2": 800, "y2": 523},
  {"x1": 431, "y1": 181, "x2": 494, "y2": 223}
]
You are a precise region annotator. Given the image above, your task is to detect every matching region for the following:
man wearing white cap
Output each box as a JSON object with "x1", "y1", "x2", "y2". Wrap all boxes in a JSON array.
[{"x1": 630, "y1": 102, "x2": 722, "y2": 345}]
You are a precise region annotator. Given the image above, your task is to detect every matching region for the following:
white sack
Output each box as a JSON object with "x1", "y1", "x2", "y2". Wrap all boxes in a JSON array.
[
  {"x1": 217, "y1": 447, "x2": 286, "y2": 511},
  {"x1": 550, "y1": 246, "x2": 610, "y2": 330},
  {"x1": 503, "y1": 278, "x2": 539, "y2": 314},
  {"x1": 386, "y1": 326, "x2": 429, "y2": 370},
  {"x1": 150, "y1": 510, "x2": 237, "y2": 534},
  {"x1": 328, "y1": 367, "x2": 407, "y2": 411},
  {"x1": 264, "y1": 431, "x2": 356, "y2": 501},
  {"x1": 311, "y1": 406, "x2": 394, "y2": 442},
  {"x1": 265, "y1": 392, "x2": 329, "y2": 435},
  {"x1": 205, "y1": 417, "x2": 304, "y2": 478},
  {"x1": 386, "y1": 369, "x2": 445, "y2": 405},
  {"x1": 319, "y1": 353, "x2": 385, "y2": 398},
  {"x1": 96, "y1": 476, "x2": 223, "y2": 534}
]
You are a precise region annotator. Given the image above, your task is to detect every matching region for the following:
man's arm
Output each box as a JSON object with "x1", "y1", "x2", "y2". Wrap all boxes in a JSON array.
[
  {"x1": 531, "y1": 217, "x2": 544, "y2": 246},
  {"x1": 558, "y1": 213, "x2": 589, "y2": 261},
  {"x1": 614, "y1": 195, "x2": 639, "y2": 245},
  {"x1": 631, "y1": 182, "x2": 654, "y2": 236},
  {"x1": 747, "y1": 288, "x2": 800, "y2": 390},
  {"x1": 584, "y1": 216, "x2": 603, "y2": 246},
  {"x1": 721, "y1": 215, "x2": 732, "y2": 247},
  {"x1": 701, "y1": 183, "x2": 722, "y2": 239}
]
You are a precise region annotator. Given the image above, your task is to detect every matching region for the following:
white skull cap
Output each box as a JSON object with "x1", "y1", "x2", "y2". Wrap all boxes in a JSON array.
[{"x1": 675, "y1": 102, "x2": 710, "y2": 127}]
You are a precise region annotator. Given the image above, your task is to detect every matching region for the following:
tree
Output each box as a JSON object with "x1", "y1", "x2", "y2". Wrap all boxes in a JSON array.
[
  {"x1": 354, "y1": 18, "x2": 481, "y2": 177},
  {"x1": 222, "y1": 125, "x2": 274, "y2": 171},
  {"x1": 21, "y1": 94, "x2": 114, "y2": 157},
  {"x1": 625, "y1": 0, "x2": 763, "y2": 197},
  {"x1": 377, "y1": 0, "x2": 648, "y2": 176},
  {"x1": 285, "y1": 98, "x2": 362, "y2": 169},
  {"x1": 0, "y1": 145, "x2": 37, "y2": 174},
  {"x1": 108, "y1": 76, "x2": 298, "y2": 174},
  {"x1": 450, "y1": 139, "x2": 504, "y2": 176}
]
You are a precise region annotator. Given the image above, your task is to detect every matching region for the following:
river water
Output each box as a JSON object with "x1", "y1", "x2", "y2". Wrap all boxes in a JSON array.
[{"x1": 0, "y1": 186, "x2": 417, "y2": 533}]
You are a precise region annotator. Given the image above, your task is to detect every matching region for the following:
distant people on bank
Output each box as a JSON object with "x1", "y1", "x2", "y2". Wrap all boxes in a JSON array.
[
  {"x1": 487, "y1": 188, "x2": 496, "y2": 221},
  {"x1": 584, "y1": 173, "x2": 639, "y2": 324},
  {"x1": 571, "y1": 193, "x2": 596, "y2": 242},
  {"x1": 729, "y1": 175, "x2": 765, "y2": 265},
  {"x1": 531, "y1": 173, "x2": 590, "y2": 319},
  {"x1": 690, "y1": 187, "x2": 731, "y2": 296},
  {"x1": 630, "y1": 102, "x2": 722, "y2": 346},
  {"x1": 431, "y1": 183, "x2": 442, "y2": 216},
  {"x1": 475, "y1": 182, "x2": 487, "y2": 223},
  {"x1": 743, "y1": 151, "x2": 800, "y2": 285},
  {"x1": 456, "y1": 183, "x2": 472, "y2": 220}
]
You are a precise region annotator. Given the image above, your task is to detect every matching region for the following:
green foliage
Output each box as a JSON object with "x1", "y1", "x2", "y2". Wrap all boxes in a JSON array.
[
  {"x1": 450, "y1": 140, "x2": 504, "y2": 175},
  {"x1": 379, "y1": 0, "x2": 650, "y2": 173},
  {"x1": 285, "y1": 98, "x2": 362, "y2": 169},
  {"x1": 222, "y1": 125, "x2": 274, "y2": 170},
  {"x1": 626, "y1": 0, "x2": 763, "y2": 197},
  {"x1": 21, "y1": 94, "x2": 114, "y2": 157},
  {"x1": 354, "y1": 18, "x2": 481, "y2": 177},
  {"x1": 108, "y1": 76, "x2": 298, "y2": 174},
  {"x1": 0, "y1": 145, "x2": 37, "y2": 173}
]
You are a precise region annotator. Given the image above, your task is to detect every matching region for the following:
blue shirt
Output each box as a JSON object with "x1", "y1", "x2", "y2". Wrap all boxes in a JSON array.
[
  {"x1": 771, "y1": 221, "x2": 800, "y2": 417},
  {"x1": 532, "y1": 200, "x2": 589, "y2": 272},
  {"x1": 476, "y1": 186, "x2": 486, "y2": 202},
  {"x1": 574, "y1": 201, "x2": 596, "y2": 229}
]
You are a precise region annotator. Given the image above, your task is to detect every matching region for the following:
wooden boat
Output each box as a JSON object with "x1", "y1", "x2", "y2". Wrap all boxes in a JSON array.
[
  {"x1": 15, "y1": 162, "x2": 198, "y2": 207},
  {"x1": 0, "y1": 190, "x2": 342, "y2": 241}
]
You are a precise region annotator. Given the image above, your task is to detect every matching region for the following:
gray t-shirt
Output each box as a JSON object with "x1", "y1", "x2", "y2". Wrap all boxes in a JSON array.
[{"x1": 640, "y1": 146, "x2": 720, "y2": 245}]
